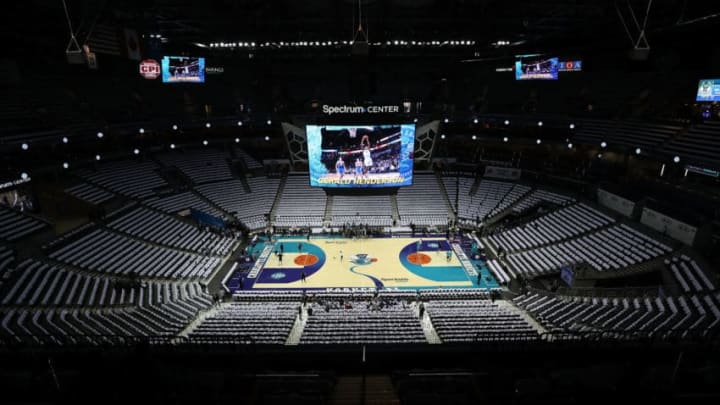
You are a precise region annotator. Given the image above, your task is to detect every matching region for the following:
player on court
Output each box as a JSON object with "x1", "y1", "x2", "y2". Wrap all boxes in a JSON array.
[
  {"x1": 335, "y1": 156, "x2": 345, "y2": 179},
  {"x1": 362, "y1": 146, "x2": 373, "y2": 176},
  {"x1": 354, "y1": 158, "x2": 364, "y2": 180}
]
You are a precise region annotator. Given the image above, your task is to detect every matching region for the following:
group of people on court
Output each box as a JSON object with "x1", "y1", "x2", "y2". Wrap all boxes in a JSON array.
[{"x1": 335, "y1": 134, "x2": 374, "y2": 179}]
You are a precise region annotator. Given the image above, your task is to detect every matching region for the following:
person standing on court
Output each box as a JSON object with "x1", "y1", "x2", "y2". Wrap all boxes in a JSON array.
[
  {"x1": 298, "y1": 242, "x2": 302, "y2": 253},
  {"x1": 280, "y1": 243, "x2": 284, "y2": 254},
  {"x1": 340, "y1": 250, "x2": 343, "y2": 262},
  {"x1": 301, "y1": 271, "x2": 307, "y2": 283}
]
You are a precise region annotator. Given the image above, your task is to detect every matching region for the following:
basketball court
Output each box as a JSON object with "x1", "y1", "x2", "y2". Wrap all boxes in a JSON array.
[{"x1": 229, "y1": 236, "x2": 499, "y2": 292}]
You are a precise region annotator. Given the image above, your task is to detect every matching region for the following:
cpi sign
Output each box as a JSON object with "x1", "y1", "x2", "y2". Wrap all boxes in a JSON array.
[{"x1": 139, "y1": 59, "x2": 161, "y2": 79}]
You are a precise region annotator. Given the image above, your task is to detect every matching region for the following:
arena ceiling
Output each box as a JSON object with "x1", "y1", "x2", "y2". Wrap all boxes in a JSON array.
[{"x1": 7, "y1": 0, "x2": 720, "y2": 58}]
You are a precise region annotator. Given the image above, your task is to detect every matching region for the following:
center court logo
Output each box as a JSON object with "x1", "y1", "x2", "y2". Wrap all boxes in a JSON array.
[{"x1": 271, "y1": 272, "x2": 286, "y2": 280}]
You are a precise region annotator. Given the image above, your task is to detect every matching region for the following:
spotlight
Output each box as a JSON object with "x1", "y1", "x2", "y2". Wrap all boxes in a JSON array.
[
  {"x1": 567, "y1": 143, "x2": 573, "y2": 149},
  {"x1": 472, "y1": 135, "x2": 477, "y2": 140},
  {"x1": 597, "y1": 153, "x2": 602, "y2": 159},
  {"x1": 264, "y1": 135, "x2": 270, "y2": 141},
  {"x1": 266, "y1": 119, "x2": 272, "y2": 125},
  {"x1": 444, "y1": 118, "x2": 449, "y2": 123},
  {"x1": 139, "y1": 128, "x2": 145, "y2": 134},
  {"x1": 203, "y1": 140, "x2": 208, "y2": 146},
  {"x1": 569, "y1": 123, "x2": 575, "y2": 129},
  {"x1": 413, "y1": 117, "x2": 418, "y2": 123},
  {"x1": 172, "y1": 124, "x2": 178, "y2": 131},
  {"x1": 95, "y1": 154, "x2": 101, "y2": 161},
  {"x1": 536, "y1": 139, "x2": 541, "y2": 144},
  {"x1": 504, "y1": 120, "x2": 510, "y2": 126},
  {"x1": 170, "y1": 143, "x2": 176, "y2": 149},
  {"x1": 635, "y1": 148, "x2": 641, "y2": 155},
  {"x1": 63, "y1": 162, "x2": 69, "y2": 169},
  {"x1": 673, "y1": 156, "x2": 680, "y2": 163},
  {"x1": 235, "y1": 138, "x2": 240, "y2": 143},
  {"x1": 601, "y1": 141, "x2": 607, "y2": 148},
  {"x1": 21, "y1": 143, "x2": 28, "y2": 150},
  {"x1": 503, "y1": 137, "x2": 509, "y2": 142},
  {"x1": 473, "y1": 118, "x2": 478, "y2": 124},
  {"x1": 133, "y1": 148, "x2": 140, "y2": 155},
  {"x1": 205, "y1": 122, "x2": 211, "y2": 128},
  {"x1": 440, "y1": 134, "x2": 446, "y2": 139},
  {"x1": 96, "y1": 132, "x2": 104, "y2": 139},
  {"x1": 537, "y1": 121, "x2": 543, "y2": 127},
  {"x1": 62, "y1": 137, "x2": 68, "y2": 144},
  {"x1": 20, "y1": 172, "x2": 29, "y2": 180},
  {"x1": 237, "y1": 121, "x2": 243, "y2": 126}
]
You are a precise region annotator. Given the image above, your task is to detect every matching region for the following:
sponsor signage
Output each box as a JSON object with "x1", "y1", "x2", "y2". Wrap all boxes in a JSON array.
[
  {"x1": 139, "y1": 59, "x2": 161, "y2": 79},
  {"x1": 321, "y1": 104, "x2": 400, "y2": 115}
]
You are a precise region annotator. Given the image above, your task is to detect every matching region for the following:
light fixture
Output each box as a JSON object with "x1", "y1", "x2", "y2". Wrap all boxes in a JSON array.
[
  {"x1": 20, "y1": 172, "x2": 28, "y2": 180},
  {"x1": 264, "y1": 135, "x2": 270, "y2": 141},
  {"x1": 597, "y1": 153, "x2": 602, "y2": 159},
  {"x1": 235, "y1": 138, "x2": 240, "y2": 143},
  {"x1": 567, "y1": 143, "x2": 573, "y2": 149},
  {"x1": 203, "y1": 140, "x2": 208, "y2": 146},
  {"x1": 601, "y1": 141, "x2": 607, "y2": 148},
  {"x1": 440, "y1": 134, "x2": 446, "y2": 139},
  {"x1": 205, "y1": 122, "x2": 211, "y2": 128},
  {"x1": 536, "y1": 139, "x2": 541, "y2": 144},
  {"x1": 473, "y1": 118, "x2": 479, "y2": 124},
  {"x1": 21, "y1": 143, "x2": 28, "y2": 150},
  {"x1": 472, "y1": 135, "x2": 477, "y2": 140},
  {"x1": 172, "y1": 124, "x2": 178, "y2": 131},
  {"x1": 62, "y1": 162, "x2": 69, "y2": 169},
  {"x1": 237, "y1": 121, "x2": 243, "y2": 126},
  {"x1": 266, "y1": 119, "x2": 272, "y2": 125},
  {"x1": 537, "y1": 121, "x2": 543, "y2": 127},
  {"x1": 139, "y1": 128, "x2": 145, "y2": 134},
  {"x1": 413, "y1": 117, "x2": 418, "y2": 123},
  {"x1": 635, "y1": 148, "x2": 641, "y2": 155},
  {"x1": 133, "y1": 148, "x2": 140, "y2": 155},
  {"x1": 62, "y1": 137, "x2": 68, "y2": 144},
  {"x1": 170, "y1": 143, "x2": 176, "y2": 149},
  {"x1": 503, "y1": 137, "x2": 509, "y2": 142},
  {"x1": 95, "y1": 154, "x2": 101, "y2": 161},
  {"x1": 673, "y1": 156, "x2": 680, "y2": 163},
  {"x1": 569, "y1": 123, "x2": 575, "y2": 129},
  {"x1": 97, "y1": 132, "x2": 104, "y2": 139},
  {"x1": 504, "y1": 120, "x2": 510, "y2": 126}
]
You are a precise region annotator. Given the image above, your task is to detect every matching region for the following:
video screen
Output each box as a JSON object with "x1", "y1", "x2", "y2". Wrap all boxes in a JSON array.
[
  {"x1": 696, "y1": 79, "x2": 720, "y2": 102},
  {"x1": 515, "y1": 57, "x2": 559, "y2": 80},
  {"x1": 161, "y1": 56, "x2": 205, "y2": 83},
  {"x1": 307, "y1": 124, "x2": 415, "y2": 188}
]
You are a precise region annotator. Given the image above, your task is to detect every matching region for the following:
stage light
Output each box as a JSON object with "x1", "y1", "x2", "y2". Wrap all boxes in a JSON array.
[
  {"x1": 537, "y1": 121, "x2": 543, "y2": 127},
  {"x1": 472, "y1": 135, "x2": 477, "y2": 140},
  {"x1": 205, "y1": 122, "x2": 211, "y2": 128},
  {"x1": 96, "y1": 132, "x2": 104, "y2": 139},
  {"x1": 139, "y1": 128, "x2": 145, "y2": 134},
  {"x1": 237, "y1": 121, "x2": 243, "y2": 126},
  {"x1": 62, "y1": 137, "x2": 68, "y2": 144},
  {"x1": 264, "y1": 135, "x2": 270, "y2": 141},
  {"x1": 172, "y1": 124, "x2": 178, "y2": 131},
  {"x1": 503, "y1": 137, "x2": 509, "y2": 142},
  {"x1": 95, "y1": 154, "x2": 101, "y2": 161},
  {"x1": 235, "y1": 138, "x2": 240, "y2": 143},
  {"x1": 536, "y1": 139, "x2": 541, "y2": 144},
  {"x1": 170, "y1": 143, "x2": 176, "y2": 149},
  {"x1": 635, "y1": 148, "x2": 641, "y2": 155},
  {"x1": 673, "y1": 156, "x2": 680, "y2": 163},
  {"x1": 63, "y1": 162, "x2": 69, "y2": 169},
  {"x1": 569, "y1": 123, "x2": 575, "y2": 129},
  {"x1": 21, "y1": 143, "x2": 28, "y2": 150},
  {"x1": 203, "y1": 140, "x2": 208, "y2": 146},
  {"x1": 504, "y1": 120, "x2": 510, "y2": 125},
  {"x1": 20, "y1": 172, "x2": 28, "y2": 180},
  {"x1": 133, "y1": 148, "x2": 140, "y2": 155},
  {"x1": 601, "y1": 141, "x2": 607, "y2": 148}
]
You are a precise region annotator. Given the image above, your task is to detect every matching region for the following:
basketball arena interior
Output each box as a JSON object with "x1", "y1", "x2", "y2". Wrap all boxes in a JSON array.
[{"x1": 2, "y1": 1, "x2": 720, "y2": 403}]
